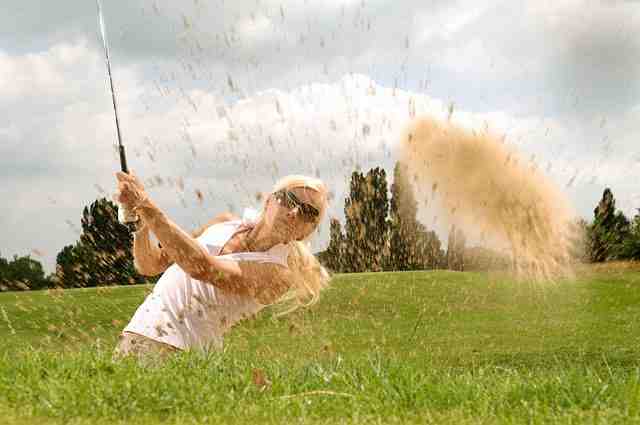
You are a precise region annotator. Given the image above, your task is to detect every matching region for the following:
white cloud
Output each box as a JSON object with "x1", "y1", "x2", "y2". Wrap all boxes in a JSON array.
[
  {"x1": 2, "y1": 34, "x2": 638, "y2": 272},
  {"x1": 235, "y1": 14, "x2": 274, "y2": 43},
  {"x1": 2, "y1": 0, "x2": 640, "y2": 272}
]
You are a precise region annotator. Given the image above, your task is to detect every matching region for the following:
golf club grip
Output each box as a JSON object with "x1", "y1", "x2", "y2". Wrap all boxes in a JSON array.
[
  {"x1": 119, "y1": 144, "x2": 129, "y2": 174},
  {"x1": 116, "y1": 144, "x2": 139, "y2": 228}
]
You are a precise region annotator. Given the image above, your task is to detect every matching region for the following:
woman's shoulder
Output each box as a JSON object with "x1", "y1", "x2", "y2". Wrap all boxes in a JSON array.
[{"x1": 191, "y1": 212, "x2": 240, "y2": 238}]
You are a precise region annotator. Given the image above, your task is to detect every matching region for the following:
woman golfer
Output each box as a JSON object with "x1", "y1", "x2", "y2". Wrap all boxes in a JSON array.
[{"x1": 113, "y1": 172, "x2": 330, "y2": 359}]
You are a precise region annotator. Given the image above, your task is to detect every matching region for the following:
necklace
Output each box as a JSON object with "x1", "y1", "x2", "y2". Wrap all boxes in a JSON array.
[
  {"x1": 241, "y1": 226, "x2": 258, "y2": 251},
  {"x1": 220, "y1": 225, "x2": 255, "y2": 255}
]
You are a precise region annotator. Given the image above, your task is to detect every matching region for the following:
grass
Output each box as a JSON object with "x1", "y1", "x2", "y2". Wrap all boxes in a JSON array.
[{"x1": 1, "y1": 265, "x2": 640, "y2": 424}]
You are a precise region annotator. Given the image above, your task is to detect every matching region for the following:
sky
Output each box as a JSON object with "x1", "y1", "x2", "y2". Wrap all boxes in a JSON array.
[{"x1": 1, "y1": 0, "x2": 639, "y2": 273}]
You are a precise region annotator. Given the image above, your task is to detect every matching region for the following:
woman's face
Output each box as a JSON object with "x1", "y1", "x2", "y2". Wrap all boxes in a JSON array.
[{"x1": 265, "y1": 186, "x2": 324, "y2": 242}]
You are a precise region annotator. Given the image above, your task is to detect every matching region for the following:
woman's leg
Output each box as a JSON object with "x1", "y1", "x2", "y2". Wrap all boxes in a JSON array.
[{"x1": 113, "y1": 331, "x2": 179, "y2": 364}]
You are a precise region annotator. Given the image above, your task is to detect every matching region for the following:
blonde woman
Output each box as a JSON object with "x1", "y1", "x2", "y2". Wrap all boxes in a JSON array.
[{"x1": 113, "y1": 172, "x2": 330, "y2": 359}]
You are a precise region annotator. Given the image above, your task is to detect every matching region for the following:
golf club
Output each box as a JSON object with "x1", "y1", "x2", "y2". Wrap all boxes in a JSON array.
[{"x1": 96, "y1": 0, "x2": 137, "y2": 226}]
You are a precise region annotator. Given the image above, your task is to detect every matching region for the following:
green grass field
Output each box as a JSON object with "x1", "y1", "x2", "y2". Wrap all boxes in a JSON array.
[{"x1": 1, "y1": 265, "x2": 640, "y2": 424}]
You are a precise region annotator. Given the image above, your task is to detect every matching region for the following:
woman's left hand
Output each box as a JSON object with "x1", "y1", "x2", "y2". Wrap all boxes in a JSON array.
[{"x1": 115, "y1": 172, "x2": 148, "y2": 211}]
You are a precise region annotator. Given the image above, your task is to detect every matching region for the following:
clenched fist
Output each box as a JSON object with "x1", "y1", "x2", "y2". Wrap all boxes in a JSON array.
[{"x1": 115, "y1": 171, "x2": 147, "y2": 211}]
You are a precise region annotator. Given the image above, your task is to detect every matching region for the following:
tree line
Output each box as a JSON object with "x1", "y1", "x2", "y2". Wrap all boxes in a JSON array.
[
  {"x1": 317, "y1": 163, "x2": 640, "y2": 273},
  {"x1": 317, "y1": 162, "x2": 460, "y2": 272},
  {"x1": 0, "y1": 198, "x2": 145, "y2": 291},
  {"x1": 582, "y1": 188, "x2": 640, "y2": 262},
  {"x1": 1, "y1": 167, "x2": 639, "y2": 291}
]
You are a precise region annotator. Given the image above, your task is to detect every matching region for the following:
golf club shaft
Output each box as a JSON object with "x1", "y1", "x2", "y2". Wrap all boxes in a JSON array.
[
  {"x1": 96, "y1": 0, "x2": 138, "y2": 227},
  {"x1": 96, "y1": 0, "x2": 128, "y2": 174}
]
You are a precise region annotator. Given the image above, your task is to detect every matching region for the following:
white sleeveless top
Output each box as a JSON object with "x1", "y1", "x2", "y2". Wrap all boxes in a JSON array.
[{"x1": 124, "y1": 209, "x2": 290, "y2": 351}]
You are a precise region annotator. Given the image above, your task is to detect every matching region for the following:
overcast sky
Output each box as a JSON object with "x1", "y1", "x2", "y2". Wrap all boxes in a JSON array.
[{"x1": 2, "y1": 0, "x2": 639, "y2": 272}]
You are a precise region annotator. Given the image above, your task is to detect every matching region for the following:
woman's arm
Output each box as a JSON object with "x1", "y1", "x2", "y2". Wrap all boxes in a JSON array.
[
  {"x1": 134, "y1": 198, "x2": 291, "y2": 302},
  {"x1": 131, "y1": 198, "x2": 240, "y2": 280},
  {"x1": 132, "y1": 226, "x2": 173, "y2": 276},
  {"x1": 117, "y1": 172, "x2": 290, "y2": 302},
  {"x1": 204, "y1": 260, "x2": 293, "y2": 304},
  {"x1": 132, "y1": 212, "x2": 239, "y2": 277}
]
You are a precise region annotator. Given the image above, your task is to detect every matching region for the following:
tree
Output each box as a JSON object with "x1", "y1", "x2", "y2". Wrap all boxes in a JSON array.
[
  {"x1": 387, "y1": 162, "x2": 443, "y2": 270},
  {"x1": 589, "y1": 188, "x2": 630, "y2": 262},
  {"x1": 54, "y1": 243, "x2": 90, "y2": 288},
  {"x1": 388, "y1": 162, "x2": 418, "y2": 270},
  {"x1": 0, "y1": 254, "x2": 50, "y2": 291},
  {"x1": 55, "y1": 198, "x2": 145, "y2": 287},
  {"x1": 417, "y1": 226, "x2": 444, "y2": 270},
  {"x1": 446, "y1": 225, "x2": 466, "y2": 271},
  {"x1": 0, "y1": 256, "x2": 9, "y2": 291},
  {"x1": 321, "y1": 218, "x2": 346, "y2": 272},
  {"x1": 363, "y1": 167, "x2": 391, "y2": 271},
  {"x1": 621, "y1": 210, "x2": 640, "y2": 260},
  {"x1": 569, "y1": 218, "x2": 591, "y2": 263},
  {"x1": 10, "y1": 255, "x2": 50, "y2": 290},
  {"x1": 343, "y1": 168, "x2": 390, "y2": 272},
  {"x1": 343, "y1": 171, "x2": 365, "y2": 272}
]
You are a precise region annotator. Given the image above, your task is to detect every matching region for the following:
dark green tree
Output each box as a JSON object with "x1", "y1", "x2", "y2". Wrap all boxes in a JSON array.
[
  {"x1": 0, "y1": 256, "x2": 7, "y2": 291},
  {"x1": 343, "y1": 168, "x2": 390, "y2": 272},
  {"x1": 55, "y1": 198, "x2": 145, "y2": 287},
  {"x1": 322, "y1": 218, "x2": 346, "y2": 272},
  {"x1": 621, "y1": 210, "x2": 640, "y2": 260},
  {"x1": 54, "y1": 243, "x2": 90, "y2": 288},
  {"x1": 81, "y1": 198, "x2": 145, "y2": 286},
  {"x1": 343, "y1": 171, "x2": 365, "y2": 272},
  {"x1": 0, "y1": 254, "x2": 50, "y2": 291},
  {"x1": 589, "y1": 188, "x2": 630, "y2": 262}
]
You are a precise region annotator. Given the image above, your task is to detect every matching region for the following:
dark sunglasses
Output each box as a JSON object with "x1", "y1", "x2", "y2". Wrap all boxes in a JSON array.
[{"x1": 273, "y1": 190, "x2": 320, "y2": 221}]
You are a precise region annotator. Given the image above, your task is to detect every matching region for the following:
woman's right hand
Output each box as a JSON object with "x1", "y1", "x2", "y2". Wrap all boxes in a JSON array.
[{"x1": 115, "y1": 171, "x2": 148, "y2": 211}]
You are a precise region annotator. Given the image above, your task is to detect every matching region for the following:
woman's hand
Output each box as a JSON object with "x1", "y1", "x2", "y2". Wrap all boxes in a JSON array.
[{"x1": 115, "y1": 171, "x2": 148, "y2": 211}]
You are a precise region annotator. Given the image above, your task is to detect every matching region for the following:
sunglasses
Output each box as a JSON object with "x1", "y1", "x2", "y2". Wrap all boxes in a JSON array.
[{"x1": 273, "y1": 189, "x2": 320, "y2": 222}]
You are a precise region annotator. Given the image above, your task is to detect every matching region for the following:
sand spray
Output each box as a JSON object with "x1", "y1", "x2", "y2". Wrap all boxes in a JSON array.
[{"x1": 399, "y1": 117, "x2": 579, "y2": 281}]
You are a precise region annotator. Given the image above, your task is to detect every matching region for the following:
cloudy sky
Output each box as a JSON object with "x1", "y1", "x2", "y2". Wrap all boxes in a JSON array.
[{"x1": 2, "y1": 0, "x2": 639, "y2": 272}]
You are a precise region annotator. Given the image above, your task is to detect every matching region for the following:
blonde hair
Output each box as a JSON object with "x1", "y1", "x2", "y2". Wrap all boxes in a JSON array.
[{"x1": 270, "y1": 175, "x2": 331, "y2": 314}]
